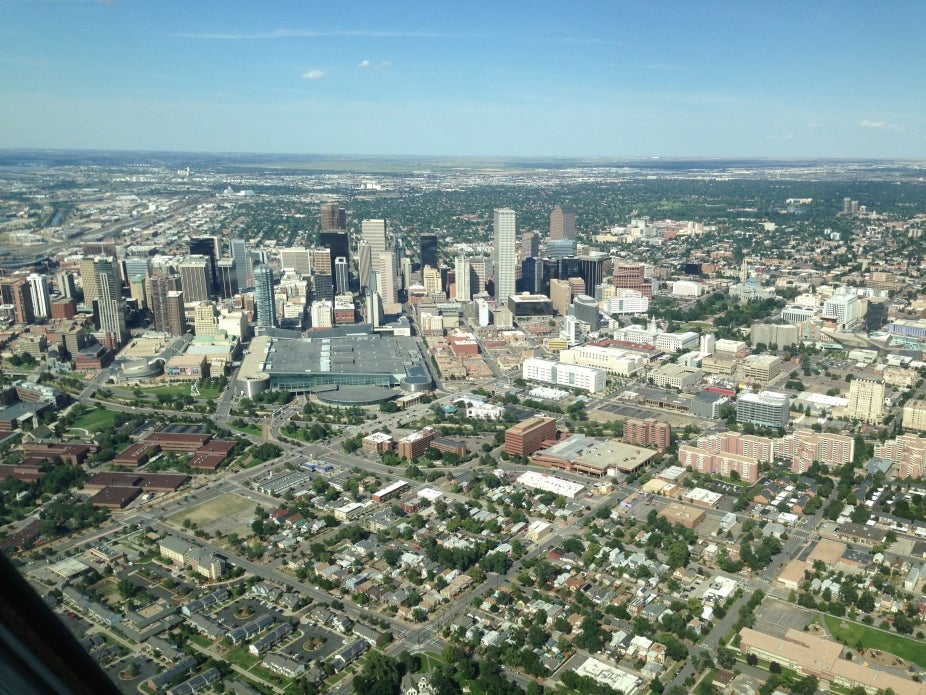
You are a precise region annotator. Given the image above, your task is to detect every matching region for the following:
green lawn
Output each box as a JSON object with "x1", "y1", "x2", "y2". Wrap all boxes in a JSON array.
[
  {"x1": 824, "y1": 615, "x2": 926, "y2": 669},
  {"x1": 228, "y1": 421, "x2": 262, "y2": 437},
  {"x1": 71, "y1": 407, "x2": 118, "y2": 433},
  {"x1": 224, "y1": 645, "x2": 259, "y2": 669},
  {"x1": 418, "y1": 652, "x2": 445, "y2": 672},
  {"x1": 142, "y1": 383, "x2": 222, "y2": 399}
]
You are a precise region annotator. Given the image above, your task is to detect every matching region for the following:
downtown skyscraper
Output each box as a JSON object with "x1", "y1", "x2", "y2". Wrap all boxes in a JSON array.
[
  {"x1": 493, "y1": 208, "x2": 516, "y2": 304},
  {"x1": 254, "y1": 265, "x2": 277, "y2": 331}
]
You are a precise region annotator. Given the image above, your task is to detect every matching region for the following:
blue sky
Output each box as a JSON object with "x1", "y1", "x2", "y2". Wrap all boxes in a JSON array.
[{"x1": 1, "y1": 0, "x2": 924, "y2": 157}]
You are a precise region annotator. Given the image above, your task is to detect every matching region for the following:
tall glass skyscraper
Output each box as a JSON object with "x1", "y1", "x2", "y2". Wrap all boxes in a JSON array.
[
  {"x1": 230, "y1": 238, "x2": 250, "y2": 289},
  {"x1": 493, "y1": 208, "x2": 516, "y2": 304},
  {"x1": 254, "y1": 266, "x2": 277, "y2": 330},
  {"x1": 420, "y1": 234, "x2": 439, "y2": 270}
]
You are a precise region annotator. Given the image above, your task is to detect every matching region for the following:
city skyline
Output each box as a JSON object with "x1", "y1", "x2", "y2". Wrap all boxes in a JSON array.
[{"x1": 2, "y1": 1, "x2": 925, "y2": 158}]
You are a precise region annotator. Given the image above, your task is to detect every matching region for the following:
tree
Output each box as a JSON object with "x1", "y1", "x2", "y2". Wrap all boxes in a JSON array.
[
  {"x1": 790, "y1": 676, "x2": 819, "y2": 695},
  {"x1": 666, "y1": 540, "x2": 689, "y2": 569},
  {"x1": 715, "y1": 647, "x2": 736, "y2": 670},
  {"x1": 353, "y1": 652, "x2": 401, "y2": 695},
  {"x1": 117, "y1": 579, "x2": 137, "y2": 599}
]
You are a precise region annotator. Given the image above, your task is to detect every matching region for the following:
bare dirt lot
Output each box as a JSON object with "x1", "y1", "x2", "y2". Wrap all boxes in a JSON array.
[{"x1": 167, "y1": 493, "x2": 261, "y2": 537}]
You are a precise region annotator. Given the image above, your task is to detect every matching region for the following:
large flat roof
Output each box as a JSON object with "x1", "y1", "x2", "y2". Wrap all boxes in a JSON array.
[
  {"x1": 250, "y1": 333, "x2": 432, "y2": 390},
  {"x1": 537, "y1": 434, "x2": 659, "y2": 472}
]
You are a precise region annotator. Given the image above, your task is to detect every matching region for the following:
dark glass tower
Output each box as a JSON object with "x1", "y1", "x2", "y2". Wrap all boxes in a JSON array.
[{"x1": 420, "y1": 234, "x2": 439, "y2": 270}]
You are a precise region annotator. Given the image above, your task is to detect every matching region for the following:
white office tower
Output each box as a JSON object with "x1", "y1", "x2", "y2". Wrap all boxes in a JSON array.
[
  {"x1": 27, "y1": 273, "x2": 51, "y2": 319},
  {"x1": 365, "y1": 292, "x2": 382, "y2": 328},
  {"x1": 455, "y1": 254, "x2": 471, "y2": 301},
  {"x1": 357, "y1": 240, "x2": 372, "y2": 291},
  {"x1": 97, "y1": 272, "x2": 128, "y2": 345},
  {"x1": 310, "y1": 300, "x2": 333, "y2": 330},
  {"x1": 362, "y1": 219, "x2": 387, "y2": 257},
  {"x1": 400, "y1": 257, "x2": 412, "y2": 290},
  {"x1": 334, "y1": 257, "x2": 349, "y2": 295},
  {"x1": 476, "y1": 298, "x2": 490, "y2": 327},
  {"x1": 377, "y1": 251, "x2": 397, "y2": 305},
  {"x1": 823, "y1": 287, "x2": 861, "y2": 332},
  {"x1": 700, "y1": 333, "x2": 716, "y2": 357},
  {"x1": 493, "y1": 208, "x2": 516, "y2": 304},
  {"x1": 561, "y1": 314, "x2": 580, "y2": 346}
]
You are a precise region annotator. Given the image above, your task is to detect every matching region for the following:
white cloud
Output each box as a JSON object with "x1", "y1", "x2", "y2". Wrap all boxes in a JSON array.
[
  {"x1": 301, "y1": 70, "x2": 325, "y2": 81},
  {"x1": 358, "y1": 59, "x2": 391, "y2": 69},
  {"x1": 807, "y1": 121, "x2": 823, "y2": 128},
  {"x1": 859, "y1": 119, "x2": 887, "y2": 129},
  {"x1": 358, "y1": 60, "x2": 371, "y2": 68}
]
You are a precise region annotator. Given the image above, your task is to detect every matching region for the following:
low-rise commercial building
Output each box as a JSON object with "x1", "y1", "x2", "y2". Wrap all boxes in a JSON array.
[{"x1": 522, "y1": 358, "x2": 606, "y2": 393}]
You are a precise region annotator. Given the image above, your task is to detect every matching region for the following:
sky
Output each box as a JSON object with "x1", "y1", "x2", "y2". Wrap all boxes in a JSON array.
[{"x1": 1, "y1": 0, "x2": 925, "y2": 158}]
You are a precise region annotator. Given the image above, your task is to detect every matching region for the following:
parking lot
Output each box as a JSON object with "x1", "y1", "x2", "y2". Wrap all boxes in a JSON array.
[{"x1": 753, "y1": 597, "x2": 812, "y2": 638}]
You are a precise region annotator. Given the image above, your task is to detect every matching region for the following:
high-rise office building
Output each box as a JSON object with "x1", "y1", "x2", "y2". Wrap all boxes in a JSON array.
[
  {"x1": 147, "y1": 273, "x2": 180, "y2": 335},
  {"x1": 423, "y1": 266, "x2": 443, "y2": 296},
  {"x1": 97, "y1": 271, "x2": 128, "y2": 346},
  {"x1": 193, "y1": 302, "x2": 219, "y2": 336},
  {"x1": 549, "y1": 204, "x2": 577, "y2": 240},
  {"x1": 164, "y1": 290, "x2": 185, "y2": 337},
  {"x1": 319, "y1": 230, "x2": 350, "y2": 274},
  {"x1": 362, "y1": 219, "x2": 387, "y2": 257},
  {"x1": 123, "y1": 256, "x2": 151, "y2": 282},
  {"x1": 216, "y1": 258, "x2": 238, "y2": 299},
  {"x1": 357, "y1": 240, "x2": 372, "y2": 292},
  {"x1": 520, "y1": 231, "x2": 539, "y2": 260},
  {"x1": 27, "y1": 273, "x2": 51, "y2": 320},
  {"x1": 334, "y1": 257, "x2": 350, "y2": 295},
  {"x1": 0, "y1": 277, "x2": 34, "y2": 325},
  {"x1": 572, "y1": 294, "x2": 600, "y2": 331},
  {"x1": 844, "y1": 379, "x2": 886, "y2": 424},
  {"x1": 546, "y1": 239, "x2": 577, "y2": 259},
  {"x1": 455, "y1": 254, "x2": 471, "y2": 302},
  {"x1": 254, "y1": 266, "x2": 277, "y2": 330},
  {"x1": 78, "y1": 256, "x2": 119, "y2": 305},
  {"x1": 56, "y1": 271, "x2": 76, "y2": 299},
  {"x1": 309, "y1": 248, "x2": 332, "y2": 277},
  {"x1": 128, "y1": 275, "x2": 147, "y2": 310},
  {"x1": 578, "y1": 253, "x2": 608, "y2": 293},
  {"x1": 189, "y1": 236, "x2": 220, "y2": 294},
  {"x1": 376, "y1": 251, "x2": 397, "y2": 305},
  {"x1": 469, "y1": 257, "x2": 490, "y2": 295},
  {"x1": 420, "y1": 234, "x2": 439, "y2": 270},
  {"x1": 280, "y1": 247, "x2": 313, "y2": 275},
  {"x1": 313, "y1": 274, "x2": 334, "y2": 302},
  {"x1": 320, "y1": 202, "x2": 346, "y2": 230},
  {"x1": 179, "y1": 256, "x2": 212, "y2": 303},
  {"x1": 229, "y1": 238, "x2": 250, "y2": 289},
  {"x1": 493, "y1": 208, "x2": 516, "y2": 304}
]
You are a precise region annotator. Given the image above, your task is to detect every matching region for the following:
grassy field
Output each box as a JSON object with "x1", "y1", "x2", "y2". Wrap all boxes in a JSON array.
[
  {"x1": 228, "y1": 421, "x2": 262, "y2": 437},
  {"x1": 418, "y1": 652, "x2": 445, "y2": 672},
  {"x1": 141, "y1": 383, "x2": 222, "y2": 399},
  {"x1": 225, "y1": 645, "x2": 259, "y2": 670},
  {"x1": 167, "y1": 493, "x2": 259, "y2": 536},
  {"x1": 71, "y1": 407, "x2": 119, "y2": 433},
  {"x1": 824, "y1": 615, "x2": 926, "y2": 669}
]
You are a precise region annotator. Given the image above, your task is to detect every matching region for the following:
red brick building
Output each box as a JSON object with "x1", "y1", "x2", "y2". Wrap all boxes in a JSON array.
[
  {"x1": 623, "y1": 418, "x2": 671, "y2": 451},
  {"x1": 505, "y1": 417, "x2": 557, "y2": 457}
]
